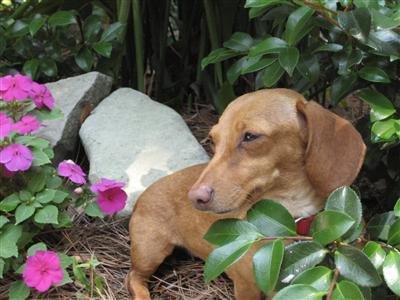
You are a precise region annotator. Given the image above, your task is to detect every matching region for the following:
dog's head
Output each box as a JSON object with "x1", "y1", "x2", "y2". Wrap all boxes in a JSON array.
[{"x1": 188, "y1": 89, "x2": 366, "y2": 216}]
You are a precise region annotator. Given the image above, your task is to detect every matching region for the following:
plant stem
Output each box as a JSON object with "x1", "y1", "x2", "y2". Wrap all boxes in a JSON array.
[
  {"x1": 302, "y1": 0, "x2": 339, "y2": 27},
  {"x1": 326, "y1": 269, "x2": 340, "y2": 300},
  {"x1": 118, "y1": 0, "x2": 131, "y2": 42},
  {"x1": 132, "y1": 0, "x2": 145, "y2": 92},
  {"x1": 261, "y1": 236, "x2": 314, "y2": 241}
]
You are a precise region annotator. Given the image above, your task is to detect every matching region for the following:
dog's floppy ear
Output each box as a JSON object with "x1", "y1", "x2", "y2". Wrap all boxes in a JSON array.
[{"x1": 297, "y1": 100, "x2": 366, "y2": 197}]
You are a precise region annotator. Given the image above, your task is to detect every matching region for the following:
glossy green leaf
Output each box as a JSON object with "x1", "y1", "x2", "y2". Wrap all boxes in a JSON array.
[
  {"x1": 284, "y1": 6, "x2": 314, "y2": 46},
  {"x1": 248, "y1": 37, "x2": 287, "y2": 57},
  {"x1": 223, "y1": 32, "x2": 254, "y2": 52},
  {"x1": 40, "y1": 59, "x2": 58, "y2": 77},
  {"x1": 29, "y1": 14, "x2": 47, "y2": 36},
  {"x1": 262, "y1": 60, "x2": 285, "y2": 87},
  {"x1": 0, "y1": 224, "x2": 22, "y2": 258},
  {"x1": 75, "y1": 48, "x2": 94, "y2": 72},
  {"x1": 247, "y1": 200, "x2": 296, "y2": 237},
  {"x1": 23, "y1": 58, "x2": 39, "y2": 79},
  {"x1": 274, "y1": 284, "x2": 325, "y2": 300},
  {"x1": 9, "y1": 280, "x2": 30, "y2": 300},
  {"x1": 244, "y1": 0, "x2": 288, "y2": 8},
  {"x1": 204, "y1": 218, "x2": 261, "y2": 246},
  {"x1": 27, "y1": 242, "x2": 47, "y2": 256},
  {"x1": 227, "y1": 57, "x2": 251, "y2": 84},
  {"x1": 311, "y1": 211, "x2": 355, "y2": 245},
  {"x1": 100, "y1": 22, "x2": 124, "y2": 42},
  {"x1": 48, "y1": 11, "x2": 76, "y2": 27},
  {"x1": 85, "y1": 202, "x2": 105, "y2": 218},
  {"x1": 280, "y1": 241, "x2": 327, "y2": 282},
  {"x1": 330, "y1": 73, "x2": 357, "y2": 105},
  {"x1": 241, "y1": 57, "x2": 277, "y2": 74},
  {"x1": 332, "y1": 280, "x2": 365, "y2": 300},
  {"x1": 204, "y1": 239, "x2": 255, "y2": 282},
  {"x1": 201, "y1": 48, "x2": 239, "y2": 69},
  {"x1": 371, "y1": 8, "x2": 400, "y2": 30},
  {"x1": 313, "y1": 43, "x2": 343, "y2": 53},
  {"x1": 15, "y1": 203, "x2": 35, "y2": 224},
  {"x1": 358, "y1": 89, "x2": 396, "y2": 122},
  {"x1": 296, "y1": 55, "x2": 320, "y2": 83},
  {"x1": 92, "y1": 41, "x2": 112, "y2": 58},
  {"x1": 335, "y1": 245, "x2": 382, "y2": 287},
  {"x1": 367, "y1": 211, "x2": 396, "y2": 240},
  {"x1": 395, "y1": 198, "x2": 400, "y2": 217},
  {"x1": 0, "y1": 193, "x2": 20, "y2": 212},
  {"x1": 292, "y1": 266, "x2": 333, "y2": 292},
  {"x1": 388, "y1": 219, "x2": 400, "y2": 248},
  {"x1": 335, "y1": 50, "x2": 363, "y2": 75},
  {"x1": 338, "y1": 8, "x2": 371, "y2": 42},
  {"x1": 83, "y1": 15, "x2": 102, "y2": 42},
  {"x1": 362, "y1": 241, "x2": 386, "y2": 269},
  {"x1": 359, "y1": 66, "x2": 391, "y2": 83},
  {"x1": 371, "y1": 119, "x2": 398, "y2": 142},
  {"x1": 253, "y1": 239, "x2": 284, "y2": 294},
  {"x1": 34, "y1": 205, "x2": 59, "y2": 224},
  {"x1": 382, "y1": 251, "x2": 400, "y2": 296},
  {"x1": 278, "y1": 46, "x2": 299, "y2": 76},
  {"x1": 10, "y1": 20, "x2": 29, "y2": 37}
]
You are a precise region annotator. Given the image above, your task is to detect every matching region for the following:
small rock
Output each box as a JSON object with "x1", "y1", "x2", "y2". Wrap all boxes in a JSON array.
[
  {"x1": 37, "y1": 72, "x2": 112, "y2": 162},
  {"x1": 79, "y1": 88, "x2": 209, "y2": 217}
]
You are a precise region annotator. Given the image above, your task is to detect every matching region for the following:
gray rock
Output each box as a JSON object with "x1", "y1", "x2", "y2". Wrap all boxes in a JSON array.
[
  {"x1": 38, "y1": 72, "x2": 112, "y2": 162},
  {"x1": 79, "y1": 88, "x2": 209, "y2": 216}
]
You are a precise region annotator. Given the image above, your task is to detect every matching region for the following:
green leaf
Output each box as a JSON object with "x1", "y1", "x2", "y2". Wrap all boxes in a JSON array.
[
  {"x1": 83, "y1": 15, "x2": 102, "y2": 42},
  {"x1": 100, "y1": 22, "x2": 124, "y2": 42},
  {"x1": 336, "y1": 49, "x2": 363, "y2": 76},
  {"x1": 388, "y1": 219, "x2": 400, "y2": 248},
  {"x1": 280, "y1": 241, "x2": 327, "y2": 282},
  {"x1": 274, "y1": 284, "x2": 324, "y2": 300},
  {"x1": 330, "y1": 73, "x2": 357, "y2": 105},
  {"x1": 29, "y1": 14, "x2": 47, "y2": 36},
  {"x1": 204, "y1": 239, "x2": 255, "y2": 282},
  {"x1": 278, "y1": 46, "x2": 299, "y2": 76},
  {"x1": 359, "y1": 66, "x2": 391, "y2": 83},
  {"x1": 34, "y1": 205, "x2": 59, "y2": 224},
  {"x1": 335, "y1": 245, "x2": 382, "y2": 287},
  {"x1": 53, "y1": 190, "x2": 69, "y2": 204},
  {"x1": 223, "y1": 32, "x2": 254, "y2": 52},
  {"x1": 245, "y1": 0, "x2": 288, "y2": 8},
  {"x1": 85, "y1": 202, "x2": 105, "y2": 218},
  {"x1": 32, "y1": 148, "x2": 51, "y2": 166},
  {"x1": 395, "y1": 198, "x2": 400, "y2": 217},
  {"x1": 0, "y1": 224, "x2": 22, "y2": 258},
  {"x1": 10, "y1": 20, "x2": 29, "y2": 37},
  {"x1": 247, "y1": 200, "x2": 296, "y2": 237},
  {"x1": 371, "y1": 119, "x2": 398, "y2": 142},
  {"x1": 34, "y1": 107, "x2": 63, "y2": 121},
  {"x1": 48, "y1": 11, "x2": 76, "y2": 27},
  {"x1": 23, "y1": 59, "x2": 40, "y2": 80},
  {"x1": 296, "y1": 55, "x2": 320, "y2": 83},
  {"x1": 75, "y1": 48, "x2": 94, "y2": 72},
  {"x1": 40, "y1": 59, "x2": 58, "y2": 77},
  {"x1": 92, "y1": 41, "x2": 112, "y2": 58},
  {"x1": 47, "y1": 176, "x2": 63, "y2": 189},
  {"x1": 0, "y1": 36, "x2": 6, "y2": 56},
  {"x1": 292, "y1": 266, "x2": 333, "y2": 292},
  {"x1": 54, "y1": 211, "x2": 72, "y2": 228},
  {"x1": 253, "y1": 239, "x2": 284, "y2": 294},
  {"x1": 362, "y1": 241, "x2": 386, "y2": 269},
  {"x1": 0, "y1": 258, "x2": 4, "y2": 279},
  {"x1": 370, "y1": 8, "x2": 400, "y2": 30},
  {"x1": 27, "y1": 170, "x2": 47, "y2": 193},
  {"x1": 0, "y1": 216, "x2": 9, "y2": 228},
  {"x1": 338, "y1": 8, "x2": 371, "y2": 42},
  {"x1": 204, "y1": 219, "x2": 261, "y2": 246},
  {"x1": 248, "y1": 37, "x2": 287, "y2": 57},
  {"x1": 201, "y1": 48, "x2": 239, "y2": 69},
  {"x1": 15, "y1": 203, "x2": 35, "y2": 224},
  {"x1": 27, "y1": 242, "x2": 47, "y2": 256},
  {"x1": 382, "y1": 251, "x2": 400, "y2": 296},
  {"x1": 9, "y1": 280, "x2": 30, "y2": 300},
  {"x1": 284, "y1": 6, "x2": 314, "y2": 46},
  {"x1": 313, "y1": 43, "x2": 343, "y2": 53},
  {"x1": 227, "y1": 56, "x2": 264, "y2": 84},
  {"x1": 19, "y1": 190, "x2": 32, "y2": 202},
  {"x1": 215, "y1": 81, "x2": 236, "y2": 114},
  {"x1": 367, "y1": 211, "x2": 396, "y2": 240},
  {"x1": 0, "y1": 193, "x2": 20, "y2": 212},
  {"x1": 311, "y1": 211, "x2": 355, "y2": 245},
  {"x1": 241, "y1": 57, "x2": 277, "y2": 74},
  {"x1": 36, "y1": 189, "x2": 57, "y2": 204},
  {"x1": 358, "y1": 89, "x2": 396, "y2": 122},
  {"x1": 262, "y1": 60, "x2": 285, "y2": 87},
  {"x1": 332, "y1": 280, "x2": 365, "y2": 300}
]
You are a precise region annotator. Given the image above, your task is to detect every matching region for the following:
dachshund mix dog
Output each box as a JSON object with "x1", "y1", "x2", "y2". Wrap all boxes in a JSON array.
[{"x1": 127, "y1": 89, "x2": 366, "y2": 299}]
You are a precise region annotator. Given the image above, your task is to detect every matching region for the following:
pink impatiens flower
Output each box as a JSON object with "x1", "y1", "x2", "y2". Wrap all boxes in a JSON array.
[
  {"x1": 0, "y1": 74, "x2": 33, "y2": 101},
  {"x1": 91, "y1": 178, "x2": 127, "y2": 215},
  {"x1": 0, "y1": 112, "x2": 13, "y2": 138},
  {"x1": 12, "y1": 115, "x2": 41, "y2": 134},
  {"x1": 0, "y1": 143, "x2": 33, "y2": 171},
  {"x1": 57, "y1": 160, "x2": 86, "y2": 185},
  {"x1": 30, "y1": 82, "x2": 54, "y2": 110},
  {"x1": 23, "y1": 250, "x2": 63, "y2": 293}
]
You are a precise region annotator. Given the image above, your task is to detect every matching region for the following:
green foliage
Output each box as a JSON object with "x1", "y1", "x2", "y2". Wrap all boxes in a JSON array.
[{"x1": 204, "y1": 186, "x2": 400, "y2": 297}]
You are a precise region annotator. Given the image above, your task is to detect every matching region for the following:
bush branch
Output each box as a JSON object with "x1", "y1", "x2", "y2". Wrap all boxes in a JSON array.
[
  {"x1": 326, "y1": 269, "x2": 340, "y2": 300},
  {"x1": 302, "y1": 0, "x2": 339, "y2": 27},
  {"x1": 261, "y1": 236, "x2": 313, "y2": 241}
]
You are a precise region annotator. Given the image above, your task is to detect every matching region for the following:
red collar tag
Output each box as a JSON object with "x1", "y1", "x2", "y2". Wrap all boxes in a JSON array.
[{"x1": 295, "y1": 215, "x2": 315, "y2": 236}]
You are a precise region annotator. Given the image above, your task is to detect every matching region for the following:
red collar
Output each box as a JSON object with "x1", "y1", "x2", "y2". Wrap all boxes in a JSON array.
[{"x1": 295, "y1": 215, "x2": 315, "y2": 235}]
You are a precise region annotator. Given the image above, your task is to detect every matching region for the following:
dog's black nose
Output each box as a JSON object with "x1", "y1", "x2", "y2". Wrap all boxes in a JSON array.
[{"x1": 188, "y1": 185, "x2": 214, "y2": 209}]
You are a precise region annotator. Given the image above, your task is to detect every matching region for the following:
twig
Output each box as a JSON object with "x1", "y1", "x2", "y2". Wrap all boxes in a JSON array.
[
  {"x1": 261, "y1": 236, "x2": 314, "y2": 241},
  {"x1": 302, "y1": 0, "x2": 339, "y2": 27},
  {"x1": 326, "y1": 269, "x2": 340, "y2": 300}
]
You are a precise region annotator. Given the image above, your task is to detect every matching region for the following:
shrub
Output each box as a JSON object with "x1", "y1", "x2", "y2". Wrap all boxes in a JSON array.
[{"x1": 0, "y1": 74, "x2": 127, "y2": 299}]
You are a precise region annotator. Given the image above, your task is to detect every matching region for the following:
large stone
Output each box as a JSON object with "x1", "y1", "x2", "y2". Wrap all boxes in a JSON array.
[
  {"x1": 38, "y1": 72, "x2": 112, "y2": 162},
  {"x1": 79, "y1": 88, "x2": 209, "y2": 216}
]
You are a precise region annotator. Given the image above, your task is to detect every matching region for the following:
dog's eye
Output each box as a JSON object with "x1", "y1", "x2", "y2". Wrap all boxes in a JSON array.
[{"x1": 243, "y1": 132, "x2": 259, "y2": 142}]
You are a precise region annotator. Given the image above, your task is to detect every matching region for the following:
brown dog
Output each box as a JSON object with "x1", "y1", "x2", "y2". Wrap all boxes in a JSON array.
[{"x1": 127, "y1": 89, "x2": 366, "y2": 299}]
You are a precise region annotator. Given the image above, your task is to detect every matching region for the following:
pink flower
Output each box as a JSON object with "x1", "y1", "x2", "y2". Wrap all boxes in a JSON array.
[
  {"x1": 23, "y1": 250, "x2": 63, "y2": 293},
  {"x1": 57, "y1": 160, "x2": 86, "y2": 185},
  {"x1": 0, "y1": 74, "x2": 33, "y2": 101},
  {"x1": 0, "y1": 144, "x2": 33, "y2": 171},
  {"x1": 30, "y1": 82, "x2": 54, "y2": 110},
  {"x1": 91, "y1": 178, "x2": 127, "y2": 215},
  {"x1": 0, "y1": 112, "x2": 13, "y2": 138},
  {"x1": 12, "y1": 115, "x2": 41, "y2": 134}
]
